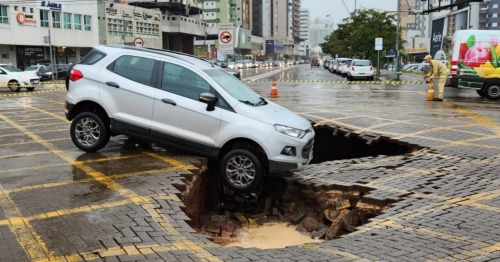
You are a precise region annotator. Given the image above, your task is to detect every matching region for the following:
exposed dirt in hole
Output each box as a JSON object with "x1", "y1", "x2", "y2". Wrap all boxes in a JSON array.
[{"x1": 176, "y1": 125, "x2": 420, "y2": 247}]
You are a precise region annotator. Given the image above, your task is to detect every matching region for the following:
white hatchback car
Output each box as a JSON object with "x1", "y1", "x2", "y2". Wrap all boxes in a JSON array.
[
  {"x1": 65, "y1": 45, "x2": 315, "y2": 193},
  {"x1": 0, "y1": 64, "x2": 40, "y2": 92},
  {"x1": 340, "y1": 59, "x2": 353, "y2": 77},
  {"x1": 347, "y1": 60, "x2": 374, "y2": 81}
]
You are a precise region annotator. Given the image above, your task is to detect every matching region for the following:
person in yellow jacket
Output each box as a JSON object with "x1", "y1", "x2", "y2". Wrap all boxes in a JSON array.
[{"x1": 423, "y1": 54, "x2": 450, "y2": 101}]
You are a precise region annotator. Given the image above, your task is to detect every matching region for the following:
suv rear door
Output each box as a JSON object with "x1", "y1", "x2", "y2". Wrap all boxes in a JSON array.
[
  {"x1": 150, "y1": 60, "x2": 222, "y2": 156},
  {"x1": 99, "y1": 53, "x2": 158, "y2": 137}
]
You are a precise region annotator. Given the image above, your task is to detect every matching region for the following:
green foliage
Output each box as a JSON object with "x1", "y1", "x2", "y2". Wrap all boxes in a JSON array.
[{"x1": 321, "y1": 8, "x2": 406, "y2": 64}]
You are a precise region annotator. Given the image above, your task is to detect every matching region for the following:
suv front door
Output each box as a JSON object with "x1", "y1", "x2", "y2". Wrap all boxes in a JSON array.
[
  {"x1": 150, "y1": 61, "x2": 222, "y2": 156},
  {"x1": 99, "y1": 54, "x2": 158, "y2": 137}
]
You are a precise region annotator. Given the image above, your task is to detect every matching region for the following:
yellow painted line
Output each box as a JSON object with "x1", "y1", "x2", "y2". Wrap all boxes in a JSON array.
[
  {"x1": 0, "y1": 163, "x2": 69, "y2": 175},
  {"x1": 393, "y1": 123, "x2": 479, "y2": 140},
  {"x1": 0, "y1": 137, "x2": 69, "y2": 147},
  {"x1": 1, "y1": 166, "x2": 186, "y2": 196},
  {"x1": 0, "y1": 151, "x2": 51, "y2": 159},
  {"x1": 0, "y1": 112, "x2": 222, "y2": 262},
  {"x1": 0, "y1": 183, "x2": 52, "y2": 260},
  {"x1": 143, "y1": 151, "x2": 198, "y2": 170},
  {"x1": 0, "y1": 199, "x2": 133, "y2": 227},
  {"x1": 448, "y1": 103, "x2": 500, "y2": 136}
]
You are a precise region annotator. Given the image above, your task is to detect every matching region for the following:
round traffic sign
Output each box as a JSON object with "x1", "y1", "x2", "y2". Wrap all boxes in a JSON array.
[
  {"x1": 133, "y1": 37, "x2": 144, "y2": 47},
  {"x1": 220, "y1": 31, "x2": 232, "y2": 44}
]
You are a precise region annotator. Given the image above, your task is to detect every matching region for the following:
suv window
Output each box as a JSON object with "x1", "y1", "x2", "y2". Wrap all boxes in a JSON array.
[
  {"x1": 81, "y1": 51, "x2": 106, "y2": 65},
  {"x1": 353, "y1": 61, "x2": 371, "y2": 66},
  {"x1": 161, "y1": 62, "x2": 211, "y2": 100},
  {"x1": 112, "y1": 55, "x2": 155, "y2": 86}
]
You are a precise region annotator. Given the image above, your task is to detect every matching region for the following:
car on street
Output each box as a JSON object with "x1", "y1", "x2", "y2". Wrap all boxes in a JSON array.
[
  {"x1": 226, "y1": 62, "x2": 236, "y2": 69},
  {"x1": 254, "y1": 61, "x2": 263, "y2": 68},
  {"x1": 340, "y1": 59, "x2": 353, "y2": 76},
  {"x1": 334, "y1": 58, "x2": 348, "y2": 74},
  {"x1": 323, "y1": 60, "x2": 331, "y2": 69},
  {"x1": 25, "y1": 64, "x2": 70, "y2": 80},
  {"x1": 311, "y1": 59, "x2": 320, "y2": 67},
  {"x1": 64, "y1": 45, "x2": 315, "y2": 193},
  {"x1": 346, "y1": 59, "x2": 374, "y2": 81},
  {"x1": 0, "y1": 64, "x2": 40, "y2": 92},
  {"x1": 213, "y1": 60, "x2": 227, "y2": 68},
  {"x1": 235, "y1": 61, "x2": 246, "y2": 69}
]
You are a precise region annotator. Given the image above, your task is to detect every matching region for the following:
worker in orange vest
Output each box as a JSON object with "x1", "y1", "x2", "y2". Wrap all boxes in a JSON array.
[{"x1": 423, "y1": 54, "x2": 450, "y2": 102}]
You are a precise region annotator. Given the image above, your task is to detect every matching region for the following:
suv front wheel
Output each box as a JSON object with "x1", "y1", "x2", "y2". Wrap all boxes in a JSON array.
[
  {"x1": 70, "y1": 112, "x2": 110, "y2": 152},
  {"x1": 220, "y1": 149, "x2": 263, "y2": 193}
]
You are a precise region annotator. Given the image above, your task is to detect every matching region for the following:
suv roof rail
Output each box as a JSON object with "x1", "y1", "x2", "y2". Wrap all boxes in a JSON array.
[{"x1": 103, "y1": 44, "x2": 214, "y2": 67}]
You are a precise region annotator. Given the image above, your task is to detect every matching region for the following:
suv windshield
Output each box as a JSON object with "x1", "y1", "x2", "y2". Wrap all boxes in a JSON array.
[
  {"x1": 205, "y1": 69, "x2": 261, "y2": 105},
  {"x1": 1, "y1": 65, "x2": 23, "y2": 72}
]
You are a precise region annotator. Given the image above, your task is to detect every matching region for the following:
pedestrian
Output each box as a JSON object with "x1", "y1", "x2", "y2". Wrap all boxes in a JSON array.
[{"x1": 423, "y1": 55, "x2": 449, "y2": 101}]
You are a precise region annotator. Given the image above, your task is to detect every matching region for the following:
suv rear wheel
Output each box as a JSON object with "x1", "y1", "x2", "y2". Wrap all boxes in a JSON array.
[
  {"x1": 220, "y1": 149, "x2": 263, "y2": 193},
  {"x1": 70, "y1": 112, "x2": 110, "y2": 152}
]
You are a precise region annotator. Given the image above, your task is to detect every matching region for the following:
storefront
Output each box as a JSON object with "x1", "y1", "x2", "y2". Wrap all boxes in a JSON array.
[{"x1": 0, "y1": 0, "x2": 99, "y2": 68}]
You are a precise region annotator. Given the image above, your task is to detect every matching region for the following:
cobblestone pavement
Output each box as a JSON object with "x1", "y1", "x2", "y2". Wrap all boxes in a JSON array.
[{"x1": 0, "y1": 66, "x2": 500, "y2": 262}]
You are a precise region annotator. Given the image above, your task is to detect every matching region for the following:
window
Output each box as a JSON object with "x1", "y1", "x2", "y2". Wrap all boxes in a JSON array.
[
  {"x1": 111, "y1": 55, "x2": 155, "y2": 86},
  {"x1": 80, "y1": 50, "x2": 106, "y2": 65},
  {"x1": 1, "y1": 5, "x2": 9, "y2": 24},
  {"x1": 64, "y1": 12, "x2": 71, "y2": 29},
  {"x1": 52, "y1": 11, "x2": 61, "y2": 28},
  {"x1": 74, "y1": 14, "x2": 81, "y2": 30},
  {"x1": 353, "y1": 61, "x2": 372, "y2": 66},
  {"x1": 40, "y1": 10, "x2": 49, "y2": 27},
  {"x1": 162, "y1": 62, "x2": 211, "y2": 100},
  {"x1": 84, "y1": 15, "x2": 91, "y2": 30}
]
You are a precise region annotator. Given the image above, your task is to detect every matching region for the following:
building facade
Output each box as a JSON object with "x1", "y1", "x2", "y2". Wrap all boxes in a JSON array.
[
  {"x1": 309, "y1": 18, "x2": 332, "y2": 49},
  {"x1": 98, "y1": 2, "x2": 162, "y2": 48},
  {"x1": 251, "y1": 0, "x2": 270, "y2": 38},
  {"x1": 480, "y1": 0, "x2": 500, "y2": 30},
  {"x1": 0, "y1": 0, "x2": 99, "y2": 68}
]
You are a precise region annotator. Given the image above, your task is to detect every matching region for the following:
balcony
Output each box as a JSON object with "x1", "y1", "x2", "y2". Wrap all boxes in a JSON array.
[{"x1": 162, "y1": 15, "x2": 206, "y2": 36}]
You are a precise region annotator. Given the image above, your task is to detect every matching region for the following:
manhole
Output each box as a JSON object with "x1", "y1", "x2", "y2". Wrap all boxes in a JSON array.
[{"x1": 176, "y1": 125, "x2": 422, "y2": 248}]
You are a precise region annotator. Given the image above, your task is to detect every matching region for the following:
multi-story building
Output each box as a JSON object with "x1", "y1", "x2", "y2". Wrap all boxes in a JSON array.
[
  {"x1": 309, "y1": 18, "x2": 332, "y2": 50},
  {"x1": 193, "y1": 0, "x2": 253, "y2": 60},
  {"x1": 251, "y1": 0, "x2": 270, "y2": 38},
  {"x1": 299, "y1": 8, "x2": 310, "y2": 58},
  {"x1": 0, "y1": 0, "x2": 99, "y2": 68},
  {"x1": 479, "y1": 0, "x2": 500, "y2": 30}
]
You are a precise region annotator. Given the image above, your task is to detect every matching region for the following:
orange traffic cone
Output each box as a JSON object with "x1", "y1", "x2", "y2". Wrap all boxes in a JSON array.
[
  {"x1": 270, "y1": 78, "x2": 278, "y2": 98},
  {"x1": 426, "y1": 81, "x2": 434, "y2": 101}
]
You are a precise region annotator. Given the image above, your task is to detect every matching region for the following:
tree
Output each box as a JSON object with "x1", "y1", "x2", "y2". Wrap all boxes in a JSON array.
[{"x1": 320, "y1": 8, "x2": 405, "y2": 64}]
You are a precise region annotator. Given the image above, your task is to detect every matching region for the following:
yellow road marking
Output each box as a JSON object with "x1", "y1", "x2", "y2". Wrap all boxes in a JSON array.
[{"x1": 0, "y1": 111, "x2": 222, "y2": 262}]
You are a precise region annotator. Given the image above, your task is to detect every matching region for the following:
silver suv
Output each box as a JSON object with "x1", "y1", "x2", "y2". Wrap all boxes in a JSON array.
[{"x1": 65, "y1": 45, "x2": 315, "y2": 192}]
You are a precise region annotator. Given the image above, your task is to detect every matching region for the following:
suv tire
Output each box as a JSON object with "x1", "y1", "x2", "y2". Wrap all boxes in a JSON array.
[
  {"x1": 70, "y1": 112, "x2": 110, "y2": 152},
  {"x1": 220, "y1": 149, "x2": 263, "y2": 193},
  {"x1": 8, "y1": 81, "x2": 20, "y2": 92}
]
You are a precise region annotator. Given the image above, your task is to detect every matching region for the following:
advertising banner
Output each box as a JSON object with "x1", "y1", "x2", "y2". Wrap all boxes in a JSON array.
[{"x1": 430, "y1": 17, "x2": 447, "y2": 61}]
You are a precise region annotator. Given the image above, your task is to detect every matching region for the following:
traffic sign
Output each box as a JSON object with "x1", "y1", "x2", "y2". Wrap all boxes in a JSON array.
[
  {"x1": 133, "y1": 37, "x2": 144, "y2": 47},
  {"x1": 218, "y1": 23, "x2": 234, "y2": 55},
  {"x1": 375, "y1": 37, "x2": 383, "y2": 51}
]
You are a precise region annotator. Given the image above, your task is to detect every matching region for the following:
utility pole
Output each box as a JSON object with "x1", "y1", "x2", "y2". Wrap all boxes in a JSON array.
[
  {"x1": 395, "y1": 0, "x2": 401, "y2": 80},
  {"x1": 48, "y1": 29, "x2": 55, "y2": 79}
]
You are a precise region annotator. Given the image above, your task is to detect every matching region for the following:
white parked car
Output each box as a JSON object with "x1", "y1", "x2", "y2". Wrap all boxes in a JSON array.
[
  {"x1": 0, "y1": 64, "x2": 40, "y2": 92},
  {"x1": 334, "y1": 58, "x2": 348, "y2": 74},
  {"x1": 235, "y1": 61, "x2": 246, "y2": 69},
  {"x1": 347, "y1": 59, "x2": 374, "y2": 81},
  {"x1": 340, "y1": 59, "x2": 353, "y2": 77},
  {"x1": 65, "y1": 45, "x2": 315, "y2": 193}
]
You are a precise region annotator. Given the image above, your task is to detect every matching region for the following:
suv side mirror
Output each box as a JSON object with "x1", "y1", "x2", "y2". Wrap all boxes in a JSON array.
[{"x1": 199, "y1": 92, "x2": 218, "y2": 111}]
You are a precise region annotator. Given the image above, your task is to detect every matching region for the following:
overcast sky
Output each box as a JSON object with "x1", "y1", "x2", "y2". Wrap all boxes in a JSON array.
[{"x1": 302, "y1": 0, "x2": 399, "y2": 24}]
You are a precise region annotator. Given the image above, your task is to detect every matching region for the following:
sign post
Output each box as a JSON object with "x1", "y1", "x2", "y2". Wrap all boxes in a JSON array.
[
  {"x1": 218, "y1": 23, "x2": 234, "y2": 63},
  {"x1": 375, "y1": 38, "x2": 383, "y2": 79}
]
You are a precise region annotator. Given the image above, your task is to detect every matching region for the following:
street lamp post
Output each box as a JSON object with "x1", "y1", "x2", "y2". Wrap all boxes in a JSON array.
[{"x1": 395, "y1": 0, "x2": 401, "y2": 80}]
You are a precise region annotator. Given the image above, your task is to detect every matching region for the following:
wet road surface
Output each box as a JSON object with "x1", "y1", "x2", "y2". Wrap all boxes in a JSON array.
[{"x1": 1, "y1": 67, "x2": 500, "y2": 261}]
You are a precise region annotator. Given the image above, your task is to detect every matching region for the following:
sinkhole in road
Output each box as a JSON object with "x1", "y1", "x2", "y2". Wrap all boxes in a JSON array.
[{"x1": 177, "y1": 125, "x2": 422, "y2": 249}]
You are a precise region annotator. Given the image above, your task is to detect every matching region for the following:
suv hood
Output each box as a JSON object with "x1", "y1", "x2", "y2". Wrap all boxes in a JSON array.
[
  {"x1": 234, "y1": 100, "x2": 311, "y2": 130},
  {"x1": 9, "y1": 71, "x2": 37, "y2": 77}
]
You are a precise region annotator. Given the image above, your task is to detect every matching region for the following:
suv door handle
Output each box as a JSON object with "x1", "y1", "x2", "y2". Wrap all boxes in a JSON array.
[
  {"x1": 106, "y1": 81, "x2": 120, "y2": 88},
  {"x1": 161, "y1": 98, "x2": 176, "y2": 106}
]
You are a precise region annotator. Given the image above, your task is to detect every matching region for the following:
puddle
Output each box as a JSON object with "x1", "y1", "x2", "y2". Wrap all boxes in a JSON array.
[{"x1": 226, "y1": 224, "x2": 322, "y2": 249}]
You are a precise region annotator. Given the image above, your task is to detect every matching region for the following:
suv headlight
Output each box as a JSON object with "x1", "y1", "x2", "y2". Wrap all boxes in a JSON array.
[{"x1": 274, "y1": 124, "x2": 306, "y2": 138}]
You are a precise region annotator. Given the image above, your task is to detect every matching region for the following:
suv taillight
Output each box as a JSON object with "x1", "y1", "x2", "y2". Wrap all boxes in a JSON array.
[
  {"x1": 352, "y1": 66, "x2": 355, "y2": 71},
  {"x1": 70, "y1": 69, "x2": 83, "y2": 81},
  {"x1": 370, "y1": 66, "x2": 373, "y2": 71}
]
